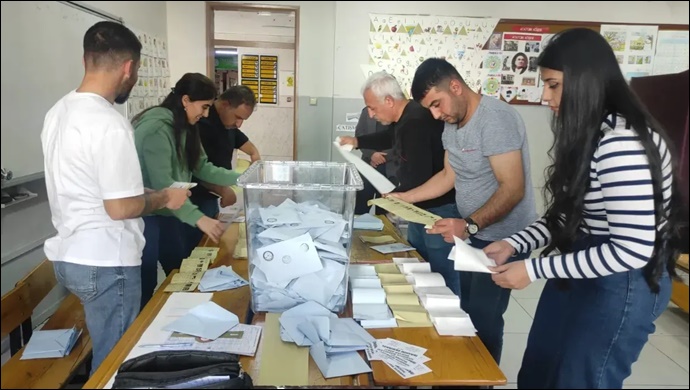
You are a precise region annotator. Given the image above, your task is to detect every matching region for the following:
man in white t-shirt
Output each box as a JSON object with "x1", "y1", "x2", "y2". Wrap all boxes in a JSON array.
[{"x1": 40, "y1": 21, "x2": 189, "y2": 375}]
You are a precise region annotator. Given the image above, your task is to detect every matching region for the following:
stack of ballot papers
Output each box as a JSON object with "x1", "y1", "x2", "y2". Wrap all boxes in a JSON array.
[
  {"x1": 162, "y1": 301, "x2": 240, "y2": 340},
  {"x1": 366, "y1": 338, "x2": 432, "y2": 379},
  {"x1": 353, "y1": 213, "x2": 384, "y2": 231},
  {"x1": 246, "y1": 199, "x2": 352, "y2": 312},
  {"x1": 198, "y1": 265, "x2": 248, "y2": 292},
  {"x1": 448, "y1": 236, "x2": 497, "y2": 273},
  {"x1": 164, "y1": 250, "x2": 216, "y2": 292},
  {"x1": 277, "y1": 302, "x2": 373, "y2": 378},
  {"x1": 20, "y1": 327, "x2": 82, "y2": 360},
  {"x1": 166, "y1": 323, "x2": 262, "y2": 356}
]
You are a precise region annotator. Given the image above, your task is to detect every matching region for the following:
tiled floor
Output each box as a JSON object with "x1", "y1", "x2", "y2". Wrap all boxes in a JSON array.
[{"x1": 500, "y1": 279, "x2": 689, "y2": 389}]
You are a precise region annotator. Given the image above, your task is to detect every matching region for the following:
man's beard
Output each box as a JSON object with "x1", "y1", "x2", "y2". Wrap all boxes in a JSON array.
[{"x1": 114, "y1": 82, "x2": 135, "y2": 105}]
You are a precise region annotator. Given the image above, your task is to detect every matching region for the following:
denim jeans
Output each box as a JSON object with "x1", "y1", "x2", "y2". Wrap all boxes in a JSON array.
[
  {"x1": 183, "y1": 195, "x2": 220, "y2": 254},
  {"x1": 461, "y1": 237, "x2": 529, "y2": 365},
  {"x1": 141, "y1": 215, "x2": 194, "y2": 308},
  {"x1": 406, "y1": 203, "x2": 462, "y2": 296},
  {"x1": 52, "y1": 261, "x2": 141, "y2": 376},
  {"x1": 518, "y1": 235, "x2": 672, "y2": 388}
]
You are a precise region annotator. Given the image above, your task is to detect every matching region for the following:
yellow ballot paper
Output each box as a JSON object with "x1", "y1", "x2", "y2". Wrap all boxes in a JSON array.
[
  {"x1": 164, "y1": 281, "x2": 199, "y2": 293},
  {"x1": 383, "y1": 284, "x2": 415, "y2": 294},
  {"x1": 386, "y1": 293, "x2": 421, "y2": 306},
  {"x1": 171, "y1": 272, "x2": 203, "y2": 284},
  {"x1": 360, "y1": 235, "x2": 397, "y2": 245},
  {"x1": 374, "y1": 263, "x2": 401, "y2": 274},
  {"x1": 180, "y1": 258, "x2": 211, "y2": 273},
  {"x1": 378, "y1": 273, "x2": 409, "y2": 285},
  {"x1": 390, "y1": 305, "x2": 433, "y2": 327},
  {"x1": 368, "y1": 197, "x2": 441, "y2": 228}
]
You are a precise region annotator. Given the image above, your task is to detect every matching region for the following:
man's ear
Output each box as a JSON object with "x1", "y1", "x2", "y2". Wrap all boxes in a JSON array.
[{"x1": 449, "y1": 79, "x2": 463, "y2": 96}]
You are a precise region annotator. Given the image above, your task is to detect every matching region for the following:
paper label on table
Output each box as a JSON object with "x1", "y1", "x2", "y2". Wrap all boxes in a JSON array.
[
  {"x1": 368, "y1": 197, "x2": 441, "y2": 227},
  {"x1": 448, "y1": 235, "x2": 497, "y2": 273},
  {"x1": 335, "y1": 146, "x2": 396, "y2": 194},
  {"x1": 384, "y1": 361, "x2": 432, "y2": 379}
]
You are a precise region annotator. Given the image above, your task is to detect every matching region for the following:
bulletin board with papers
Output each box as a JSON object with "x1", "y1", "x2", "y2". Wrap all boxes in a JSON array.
[
  {"x1": 127, "y1": 30, "x2": 171, "y2": 119},
  {"x1": 365, "y1": 15, "x2": 689, "y2": 106}
]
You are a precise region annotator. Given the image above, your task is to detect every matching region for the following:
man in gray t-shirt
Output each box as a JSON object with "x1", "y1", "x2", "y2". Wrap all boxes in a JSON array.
[{"x1": 393, "y1": 58, "x2": 537, "y2": 365}]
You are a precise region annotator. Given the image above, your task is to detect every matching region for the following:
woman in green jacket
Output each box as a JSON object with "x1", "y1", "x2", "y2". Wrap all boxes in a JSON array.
[{"x1": 133, "y1": 73, "x2": 240, "y2": 308}]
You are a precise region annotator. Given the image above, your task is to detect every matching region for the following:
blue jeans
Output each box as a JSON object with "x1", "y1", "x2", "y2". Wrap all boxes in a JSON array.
[
  {"x1": 406, "y1": 203, "x2": 461, "y2": 296},
  {"x1": 518, "y1": 236, "x2": 672, "y2": 388},
  {"x1": 461, "y1": 237, "x2": 529, "y2": 365},
  {"x1": 141, "y1": 215, "x2": 194, "y2": 308},
  {"x1": 184, "y1": 195, "x2": 219, "y2": 253},
  {"x1": 52, "y1": 261, "x2": 140, "y2": 376}
]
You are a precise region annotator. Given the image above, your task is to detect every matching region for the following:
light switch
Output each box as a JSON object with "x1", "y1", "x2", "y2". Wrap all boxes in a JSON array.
[{"x1": 309, "y1": 97, "x2": 318, "y2": 106}]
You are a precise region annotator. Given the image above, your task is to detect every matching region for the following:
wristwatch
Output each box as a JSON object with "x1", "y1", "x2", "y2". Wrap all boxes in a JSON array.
[{"x1": 465, "y1": 217, "x2": 480, "y2": 236}]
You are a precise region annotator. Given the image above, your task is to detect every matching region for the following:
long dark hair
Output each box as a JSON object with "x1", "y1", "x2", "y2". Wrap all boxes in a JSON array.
[
  {"x1": 133, "y1": 73, "x2": 217, "y2": 171},
  {"x1": 537, "y1": 28, "x2": 683, "y2": 291}
]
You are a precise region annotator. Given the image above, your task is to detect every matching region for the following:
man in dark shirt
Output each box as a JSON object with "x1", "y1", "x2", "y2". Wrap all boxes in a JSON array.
[
  {"x1": 185, "y1": 85, "x2": 259, "y2": 250},
  {"x1": 353, "y1": 106, "x2": 394, "y2": 215},
  {"x1": 339, "y1": 72, "x2": 460, "y2": 295}
]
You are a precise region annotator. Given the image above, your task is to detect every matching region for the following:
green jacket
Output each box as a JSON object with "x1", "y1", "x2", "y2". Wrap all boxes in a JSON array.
[{"x1": 133, "y1": 107, "x2": 240, "y2": 226}]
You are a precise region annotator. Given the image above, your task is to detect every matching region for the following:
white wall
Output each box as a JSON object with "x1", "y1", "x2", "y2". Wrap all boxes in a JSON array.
[
  {"x1": 215, "y1": 9, "x2": 295, "y2": 43},
  {"x1": 83, "y1": 1, "x2": 168, "y2": 37},
  {"x1": 167, "y1": 1, "x2": 336, "y2": 98}
]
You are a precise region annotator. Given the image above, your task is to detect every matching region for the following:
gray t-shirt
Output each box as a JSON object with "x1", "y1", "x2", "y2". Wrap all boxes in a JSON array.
[{"x1": 442, "y1": 96, "x2": 537, "y2": 241}]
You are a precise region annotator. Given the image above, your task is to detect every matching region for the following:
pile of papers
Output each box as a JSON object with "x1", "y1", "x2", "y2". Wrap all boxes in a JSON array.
[
  {"x1": 20, "y1": 327, "x2": 82, "y2": 360},
  {"x1": 349, "y1": 258, "x2": 477, "y2": 336},
  {"x1": 198, "y1": 265, "x2": 248, "y2": 292},
  {"x1": 167, "y1": 323, "x2": 262, "y2": 357},
  {"x1": 353, "y1": 213, "x2": 384, "y2": 231},
  {"x1": 366, "y1": 338, "x2": 432, "y2": 379},
  {"x1": 278, "y1": 302, "x2": 373, "y2": 378},
  {"x1": 448, "y1": 236, "x2": 497, "y2": 273},
  {"x1": 162, "y1": 301, "x2": 239, "y2": 340},
  {"x1": 246, "y1": 199, "x2": 351, "y2": 312},
  {"x1": 164, "y1": 248, "x2": 217, "y2": 292}
]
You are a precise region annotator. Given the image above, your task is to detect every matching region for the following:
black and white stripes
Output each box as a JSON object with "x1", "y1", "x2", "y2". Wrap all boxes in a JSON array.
[{"x1": 505, "y1": 121, "x2": 673, "y2": 280}]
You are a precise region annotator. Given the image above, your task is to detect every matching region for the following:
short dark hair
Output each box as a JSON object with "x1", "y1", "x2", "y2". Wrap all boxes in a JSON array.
[
  {"x1": 83, "y1": 21, "x2": 142, "y2": 69},
  {"x1": 410, "y1": 58, "x2": 464, "y2": 101},
  {"x1": 219, "y1": 85, "x2": 257, "y2": 108}
]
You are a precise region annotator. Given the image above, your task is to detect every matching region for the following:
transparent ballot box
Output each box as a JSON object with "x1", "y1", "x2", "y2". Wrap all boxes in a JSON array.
[{"x1": 236, "y1": 161, "x2": 363, "y2": 313}]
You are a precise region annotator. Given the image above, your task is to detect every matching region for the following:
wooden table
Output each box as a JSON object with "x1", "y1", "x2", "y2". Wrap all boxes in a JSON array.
[{"x1": 85, "y1": 216, "x2": 506, "y2": 388}]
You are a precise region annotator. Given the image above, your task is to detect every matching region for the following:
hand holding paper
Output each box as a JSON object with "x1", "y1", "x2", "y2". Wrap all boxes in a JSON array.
[
  {"x1": 367, "y1": 197, "x2": 441, "y2": 227},
  {"x1": 448, "y1": 236, "x2": 497, "y2": 273}
]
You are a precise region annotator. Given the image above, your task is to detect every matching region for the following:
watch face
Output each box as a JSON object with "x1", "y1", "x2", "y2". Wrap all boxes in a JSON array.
[{"x1": 468, "y1": 224, "x2": 479, "y2": 234}]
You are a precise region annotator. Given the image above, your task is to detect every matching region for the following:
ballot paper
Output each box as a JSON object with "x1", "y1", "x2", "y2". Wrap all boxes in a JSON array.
[
  {"x1": 170, "y1": 181, "x2": 197, "y2": 190},
  {"x1": 370, "y1": 243, "x2": 416, "y2": 254},
  {"x1": 448, "y1": 236, "x2": 497, "y2": 273},
  {"x1": 334, "y1": 145, "x2": 396, "y2": 194},
  {"x1": 360, "y1": 235, "x2": 397, "y2": 245},
  {"x1": 353, "y1": 213, "x2": 384, "y2": 231},
  {"x1": 198, "y1": 266, "x2": 248, "y2": 292},
  {"x1": 162, "y1": 301, "x2": 240, "y2": 340},
  {"x1": 367, "y1": 197, "x2": 441, "y2": 228},
  {"x1": 20, "y1": 327, "x2": 82, "y2": 360},
  {"x1": 166, "y1": 324, "x2": 262, "y2": 356},
  {"x1": 366, "y1": 338, "x2": 432, "y2": 379}
]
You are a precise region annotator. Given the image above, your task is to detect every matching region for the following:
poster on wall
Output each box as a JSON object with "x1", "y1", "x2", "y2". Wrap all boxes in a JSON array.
[
  {"x1": 601, "y1": 24, "x2": 658, "y2": 80},
  {"x1": 366, "y1": 14, "x2": 499, "y2": 97},
  {"x1": 126, "y1": 29, "x2": 170, "y2": 119},
  {"x1": 652, "y1": 30, "x2": 689, "y2": 76},
  {"x1": 498, "y1": 33, "x2": 542, "y2": 103}
]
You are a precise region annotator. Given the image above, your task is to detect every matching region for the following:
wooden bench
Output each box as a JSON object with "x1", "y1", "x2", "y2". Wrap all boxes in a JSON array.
[{"x1": 1, "y1": 260, "x2": 92, "y2": 389}]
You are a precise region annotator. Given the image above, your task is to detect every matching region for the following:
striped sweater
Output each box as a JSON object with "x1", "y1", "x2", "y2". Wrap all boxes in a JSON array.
[{"x1": 505, "y1": 119, "x2": 673, "y2": 281}]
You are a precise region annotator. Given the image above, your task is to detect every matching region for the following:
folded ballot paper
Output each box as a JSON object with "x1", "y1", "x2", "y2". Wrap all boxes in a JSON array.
[
  {"x1": 163, "y1": 301, "x2": 239, "y2": 340},
  {"x1": 20, "y1": 327, "x2": 82, "y2": 360},
  {"x1": 448, "y1": 236, "x2": 497, "y2": 273},
  {"x1": 353, "y1": 213, "x2": 384, "y2": 231},
  {"x1": 246, "y1": 199, "x2": 351, "y2": 312},
  {"x1": 198, "y1": 265, "x2": 248, "y2": 292},
  {"x1": 278, "y1": 302, "x2": 373, "y2": 378}
]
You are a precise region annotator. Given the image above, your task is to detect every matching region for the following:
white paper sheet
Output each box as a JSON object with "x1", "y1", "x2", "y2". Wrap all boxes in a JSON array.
[
  {"x1": 448, "y1": 236, "x2": 497, "y2": 273},
  {"x1": 335, "y1": 146, "x2": 395, "y2": 194}
]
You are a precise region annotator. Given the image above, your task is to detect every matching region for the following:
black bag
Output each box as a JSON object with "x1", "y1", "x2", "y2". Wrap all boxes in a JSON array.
[{"x1": 112, "y1": 350, "x2": 253, "y2": 389}]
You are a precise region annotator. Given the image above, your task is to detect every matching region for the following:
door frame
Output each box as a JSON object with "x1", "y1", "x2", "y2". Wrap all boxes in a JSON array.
[{"x1": 205, "y1": 1, "x2": 300, "y2": 160}]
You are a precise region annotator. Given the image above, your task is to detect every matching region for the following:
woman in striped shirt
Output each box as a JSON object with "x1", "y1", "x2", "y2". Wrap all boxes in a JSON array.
[{"x1": 484, "y1": 28, "x2": 684, "y2": 389}]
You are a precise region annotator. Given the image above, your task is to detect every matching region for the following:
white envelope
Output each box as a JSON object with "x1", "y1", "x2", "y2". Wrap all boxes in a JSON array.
[
  {"x1": 449, "y1": 236, "x2": 497, "y2": 273},
  {"x1": 311, "y1": 341, "x2": 372, "y2": 379},
  {"x1": 353, "y1": 303, "x2": 393, "y2": 320},
  {"x1": 290, "y1": 259, "x2": 346, "y2": 307},
  {"x1": 259, "y1": 207, "x2": 301, "y2": 226},
  {"x1": 350, "y1": 278, "x2": 382, "y2": 289},
  {"x1": 314, "y1": 240, "x2": 348, "y2": 259},
  {"x1": 422, "y1": 294, "x2": 460, "y2": 309},
  {"x1": 400, "y1": 262, "x2": 431, "y2": 275},
  {"x1": 162, "y1": 301, "x2": 239, "y2": 340},
  {"x1": 316, "y1": 220, "x2": 348, "y2": 243},
  {"x1": 352, "y1": 288, "x2": 386, "y2": 304},
  {"x1": 258, "y1": 227, "x2": 309, "y2": 241},
  {"x1": 349, "y1": 265, "x2": 378, "y2": 277},
  {"x1": 409, "y1": 272, "x2": 446, "y2": 288},
  {"x1": 256, "y1": 233, "x2": 323, "y2": 283}
]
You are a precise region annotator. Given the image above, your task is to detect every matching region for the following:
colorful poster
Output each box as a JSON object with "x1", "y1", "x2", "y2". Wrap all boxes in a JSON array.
[
  {"x1": 601, "y1": 24, "x2": 658, "y2": 80},
  {"x1": 367, "y1": 14, "x2": 498, "y2": 97},
  {"x1": 500, "y1": 33, "x2": 542, "y2": 102}
]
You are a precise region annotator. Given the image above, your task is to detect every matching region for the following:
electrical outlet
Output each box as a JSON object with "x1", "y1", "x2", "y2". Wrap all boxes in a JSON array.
[{"x1": 309, "y1": 97, "x2": 318, "y2": 106}]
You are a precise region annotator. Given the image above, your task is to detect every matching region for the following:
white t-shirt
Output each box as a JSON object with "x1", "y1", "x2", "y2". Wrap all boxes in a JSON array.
[{"x1": 41, "y1": 91, "x2": 145, "y2": 267}]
